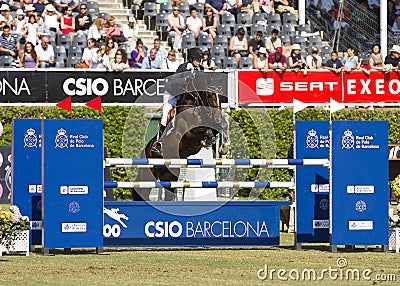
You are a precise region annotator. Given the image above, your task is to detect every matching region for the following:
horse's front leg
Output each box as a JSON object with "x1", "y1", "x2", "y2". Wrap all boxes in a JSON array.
[{"x1": 219, "y1": 112, "x2": 231, "y2": 155}]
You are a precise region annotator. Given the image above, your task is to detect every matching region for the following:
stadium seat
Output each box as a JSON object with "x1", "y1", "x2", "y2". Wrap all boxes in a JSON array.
[
  {"x1": 98, "y1": 13, "x2": 109, "y2": 20},
  {"x1": 224, "y1": 56, "x2": 238, "y2": 69},
  {"x1": 144, "y1": 2, "x2": 158, "y2": 30},
  {"x1": 214, "y1": 35, "x2": 229, "y2": 47},
  {"x1": 212, "y1": 56, "x2": 223, "y2": 69},
  {"x1": 282, "y1": 24, "x2": 296, "y2": 38},
  {"x1": 73, "y1": 34, "x2": 87, "y2": 49},
  {"x1": 181, "y1": 33, "x2": 196, "y2": 50},
  {"x1": 156, "y1": 13, "x2": 169, "y2": 41},
  {"x1": 159, "y1": 3, "x2": 172, "y2": 14},
  {"x1": 280, "y1": 35, "x2": 292, "y2": 46},
  {"x1": 265, "y1": 25, "x2": 280, "y2": 36},
  {"x1": 320, "y1": 46, "x2": 333, "y2": 58},
  {"x1": 211, "y1": 45, "x2": 226, "y2": 58},
  {"x1": 239, "y1": 56, "x2": 253, "y2": 69},
  {"x1": 0, "y1": 55, "x2": 14, "y2": 68},
  {"x1": 283, "y1": 13, "x2": 297, "y2": 26},
  {"x1": 66, "y1": 56, "x2": 81, "y2": 68},
  {"x1": 222, "y1": 12, "x2": 236, "y2": 26},
  {"x1": 53, "y1": 45, "x2": 67, "y2": 58},
  {"x1": 86, "y1": 1, "x2": 100, "y2": 14},
  {"x1": 268, "y1": 13, "x2": 281, "y2": 27},
  {"x1": 251, "y1": 24, "x2": 265, "y2": 37},
  {"x1": 68, "y1": 46, "x2": 82, "y2": 57},
  {"x1": 57, "y1": 34, "x2": 71, "y2": 46},
  {"x1": 237, "y1": 12, "x2": 251, "y2": 26},
  {"x1": 298, "y1": 24, "x2": 311, "y2": 34},
  {"x1": 198, "y1": 34, "x2": 213, "y2": 49},
  {"x1": 217, "y1": 24, "x2": 232, "y2": 37},
  {"x1": 309, "y1": 35, "x2": 322, "y2": 47},
  {"x1": 252, "y1": 13, "x2": 267, "y2": 25},
  {"x1": 177, "y1": 3, "x2": 190, "y2": 18}
]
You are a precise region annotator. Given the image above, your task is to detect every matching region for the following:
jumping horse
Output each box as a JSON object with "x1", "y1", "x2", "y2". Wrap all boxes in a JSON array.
[{"x1": 132, "y1": 71, "x2": 230, "y2": 201}]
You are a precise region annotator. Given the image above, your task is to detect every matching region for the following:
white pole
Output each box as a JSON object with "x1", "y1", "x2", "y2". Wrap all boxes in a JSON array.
[
  {"x1": 381, "y1": 0, "x2": 388, "y2": 58},
  {"x1": 298, "y1": 0, "x2": 306, "y2": 25}
]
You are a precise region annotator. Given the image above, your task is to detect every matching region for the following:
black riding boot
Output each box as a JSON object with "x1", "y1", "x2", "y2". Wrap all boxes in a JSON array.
[{"x1": 151, "y1": 125, "x2": 166, "y2": 154}]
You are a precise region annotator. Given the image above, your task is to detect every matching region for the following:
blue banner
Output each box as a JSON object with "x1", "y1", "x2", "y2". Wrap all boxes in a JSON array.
[
  {"x1": 295, "y1": 121, "x2": 330, "y2": 244},
  {"x1": 42, "y1": 119, "x2": 103, "y2": 248},
  {"x1": 12, "y1": 119, "x2": 42, "y2": 245},
  {"x1": 331, "y1": 121, "x2": 388, "y2": 246},
  {"x1": 103, "y1": 201, "x2": 290, "y2": 246}
]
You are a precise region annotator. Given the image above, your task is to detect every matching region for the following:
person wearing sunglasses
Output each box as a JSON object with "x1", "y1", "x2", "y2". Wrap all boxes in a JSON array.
[
  {"x1": 162, "y1": 50, "x2": 179, "y2": 71},
  {"x1": 167, "y1": 6, "x2": 185, "y2": 51},
  {"x1": 75, "y1": 4, "x2": 92, "y2": 36}
]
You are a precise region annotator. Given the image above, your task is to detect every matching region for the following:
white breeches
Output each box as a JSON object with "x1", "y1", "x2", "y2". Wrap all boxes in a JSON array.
[{"x1": 161, "y1": 91, "x2": 178, "y2": 126}]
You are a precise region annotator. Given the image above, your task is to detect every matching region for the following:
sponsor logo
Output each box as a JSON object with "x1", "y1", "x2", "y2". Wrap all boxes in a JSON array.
[
  {"x1": 103, "y1": 207, "x2": 129, "y2": 238},
  {"x1": 348, "y1": 220, "x2": 373, "y2": 230},
  {"x1": 256, "y1": 78, "x2": 274, "y2": 96},
  {"x1": 355, "y1": 200, "x2": 367, "y2": 212},
  {"x1": 61, "y1": 222, "x2": 87, "y2": 232},
  {"x1": 313, "y1": 219, "x2": 329, "y2": 229},
  {"x1": 60, "y1": 186, "x2": 89, "y2": 195}
]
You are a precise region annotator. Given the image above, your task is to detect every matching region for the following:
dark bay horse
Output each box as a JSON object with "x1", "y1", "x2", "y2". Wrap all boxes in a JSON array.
[{"x1": 132, "y1": 73, "x2": 230, "y2": 201}]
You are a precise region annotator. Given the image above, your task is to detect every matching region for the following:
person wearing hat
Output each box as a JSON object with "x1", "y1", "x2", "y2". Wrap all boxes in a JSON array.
[
  {"x1": 306, "y1": 47, "x2": 322, "y2": 69},
  {"x1": 268, "y1": 46, "x2": 287, "y2": 71},
  {"x1": 384, "y1": 45, "x2": 400, "y2": 71},
  {"x1": 265, "y1": 28, "x2": 282, "y2": 54},
  {"x1": 75, "y1": 3, "x2": 92, "y2": 36},
  {"x1": 42, "y1": 4, "x2": 62, "y2": 39},
  {"x1": 253, "y1": 46, "x2": 268, "y2": 71},
  {"x1": 152, "y1": 47, "x2": 205, "y2": 154},
  {"x1": 288, "y1": 43, "x2": 308, "y2": 74},
  {"x1": 0, "y1": 4, "x2": 12, "y2": 25},
  {"x1": 11, "y1": 9, "x2": 25, "y2": 37},
  {"x1": 123, "y1": 15, "x2": 139, "y2": 50}
]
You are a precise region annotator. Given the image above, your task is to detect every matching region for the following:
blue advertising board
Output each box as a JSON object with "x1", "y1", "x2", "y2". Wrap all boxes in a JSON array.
[
  {"x1": 295, "y1": 121, "x2": 330, "y2": 245},
  {"x1": 331, "y1": 121, "x2": 388, "y2": 246},
  {"x1": 12, "y1": 119, "x2": 42, "y2": 245},
  {"x1": 42, "y1": 119, "x2": 103, "y2": 248},
  {"x1": 103, "y1": 201, "x2": 290, "y2": 246}
]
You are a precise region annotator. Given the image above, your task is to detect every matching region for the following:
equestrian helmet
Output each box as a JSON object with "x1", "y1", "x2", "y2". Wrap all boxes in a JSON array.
[{"x1": 187, "y1": 48, "x2": 202, "y2": 62}]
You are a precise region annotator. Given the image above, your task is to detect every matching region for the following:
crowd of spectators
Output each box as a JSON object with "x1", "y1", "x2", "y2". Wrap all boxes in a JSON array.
[{"x1": 0, "y1": 0, "x2": 397, "y2": 72}]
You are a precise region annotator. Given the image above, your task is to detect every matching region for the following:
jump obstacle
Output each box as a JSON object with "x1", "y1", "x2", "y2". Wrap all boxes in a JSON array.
[{"x1": 10, "y1": 119, "x2": 389, "y2": 252}]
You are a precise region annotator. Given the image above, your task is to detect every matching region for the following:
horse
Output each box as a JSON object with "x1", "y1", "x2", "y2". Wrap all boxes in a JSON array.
[{"x1": 132, "y1": 72, "x2": 230, "y2": 201}]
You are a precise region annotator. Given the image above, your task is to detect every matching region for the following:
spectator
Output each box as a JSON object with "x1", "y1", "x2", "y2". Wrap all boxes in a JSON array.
[
  {"x1": 0, "y1": 4, "x2": 12, "y2": 26},
  {"x1": 55, "y1": 0, "x2": 79, "y2": 13},
  {"x1": 248, "y1": 31, "x2": 264, "y2": 59},
  {"x1": 226, "y1": 0, "x2": 242, "y2": 17},
  {"x1": 34, "y1": 35, "x2": 55, "y2": 67},
  {"x1": 274, "y1": 0, "x2": 295, "y2": 14},
  {"x1": 268, "y1": 46, "x2": 287, "y2": 70},
  {"x1": 11, "y1": 9, "x2": 25, "y2": 37},
  {"x1": 0, "y1": 24, "x2": 19, "y2": 58},
  {"x1": 42, "y1": 4, "x2": 62, "y2": 40},
  {"x1": 288, "y1": 43, "x2": 307, "y2": 74},
  {"x1": 168, "y1": 5, "x2": 185, "y2": 51},
  {"x1": 342, "y1": 47, "x2": 358, "y2": 72},
  {"x1": 19, "y1": 41, "x2": 38, "y2": 69},
  {"x1": 241, "y1": 0, "x2": 256, "y2": 18},
  {"x1": 33, "y1": 0, "x2": 47, "y2": 15},
  {"x1": 24, "y1": 4, "x2": 36, "y2": 17},
  {"x1": 60, "y1": 6, "x2": 77, "y2": 45},
  {"x1": 306, "y1": 47, "x2": 322, "y2": 69},
  {"x1": 142, "y1": 47, "x2": 163, "y2": 69},
  {"x1": 258, "y1": 0, "x2": 273, "y2": 14},
  {"x1": 367, "y1": 0, "x2": 380, "y2": 17},
  {"x1": 105, "y1": 37, "x2": 118, "y2": 63},
  {"x1": 369, "y1": 43, "x2": 384, "y2": 71},
  {"x1": 229, "y1": 27, "x2": 248, "y2": 65},
  {"x1": 37, "y1": 13, "x2": 50, "y2": 37},
  {"x1": 147, "y1": 37, "x2": 167, "y2": 62},
  {"x1": 201, "y1": 48, "x2": 217, "y2": 70},
  {"x1": 104, "y1": 15, "x2": 124, "y2": 44},
  {"x1": 357, "y1": 58, "x2": 371, "y2": 76},
  {"x1": 123, "y1": 15, "x2": 139, "y2": 50},
  {"x1": 265, "y1": 28, "x2": 281, "y2": 54},
  {"x1": 88, "y1": 16, "x2": 106, "y2": 42},
  {"x1": 23, "y1": 14, "x2": 39, "y2": 45},
  {"x1": 384, "y1": 45, "x2": 400, "y2": 71},
  {"x1": 253, "y1": 46, "x2": 268, "y2": 71},
  {"x1": 112, "y1": 49, "x2": 130, "y2": 71},
  {"x1": 92, "y1": 43, "x2": 111, "y2": 70},
  {"x1": 75, "y1": 3, "x2": 92, "y2": 36},
  {"x1": 202, "y1": 7, "x2": 218, "y2": 45},
  {"x1": 205, "y1": 0, "x2": 228, "y2": 16},
  {"x1": 163, "y1": 49, "x2": 180, "y2": 71},
  {"x1": 324, "y1": 51, "x2": 343, "y2": 73},
  {"x1": 82, "y1": 38, "x2": 97, "y2": 68},
  {"x1": 186, "y1": 7, "x2": 205, "y2": 39},
  {"x1": 130, "y1": 38, "x2": 145, "y2": 68}
]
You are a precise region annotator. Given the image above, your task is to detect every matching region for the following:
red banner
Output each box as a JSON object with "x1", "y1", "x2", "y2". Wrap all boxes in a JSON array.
[{"x1": 238, "y1": 70, "x2": 400, "y2": 104}]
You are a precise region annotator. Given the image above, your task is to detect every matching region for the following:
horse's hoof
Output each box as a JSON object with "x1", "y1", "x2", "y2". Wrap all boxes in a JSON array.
[{"x1": 219, "y1": 143, "x2": 230, "y2": 155}]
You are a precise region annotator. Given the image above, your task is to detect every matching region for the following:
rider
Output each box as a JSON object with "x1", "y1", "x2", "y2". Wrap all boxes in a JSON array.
[{"x1": 152, "y1": 47, "x2": 205, "y2": 154}]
